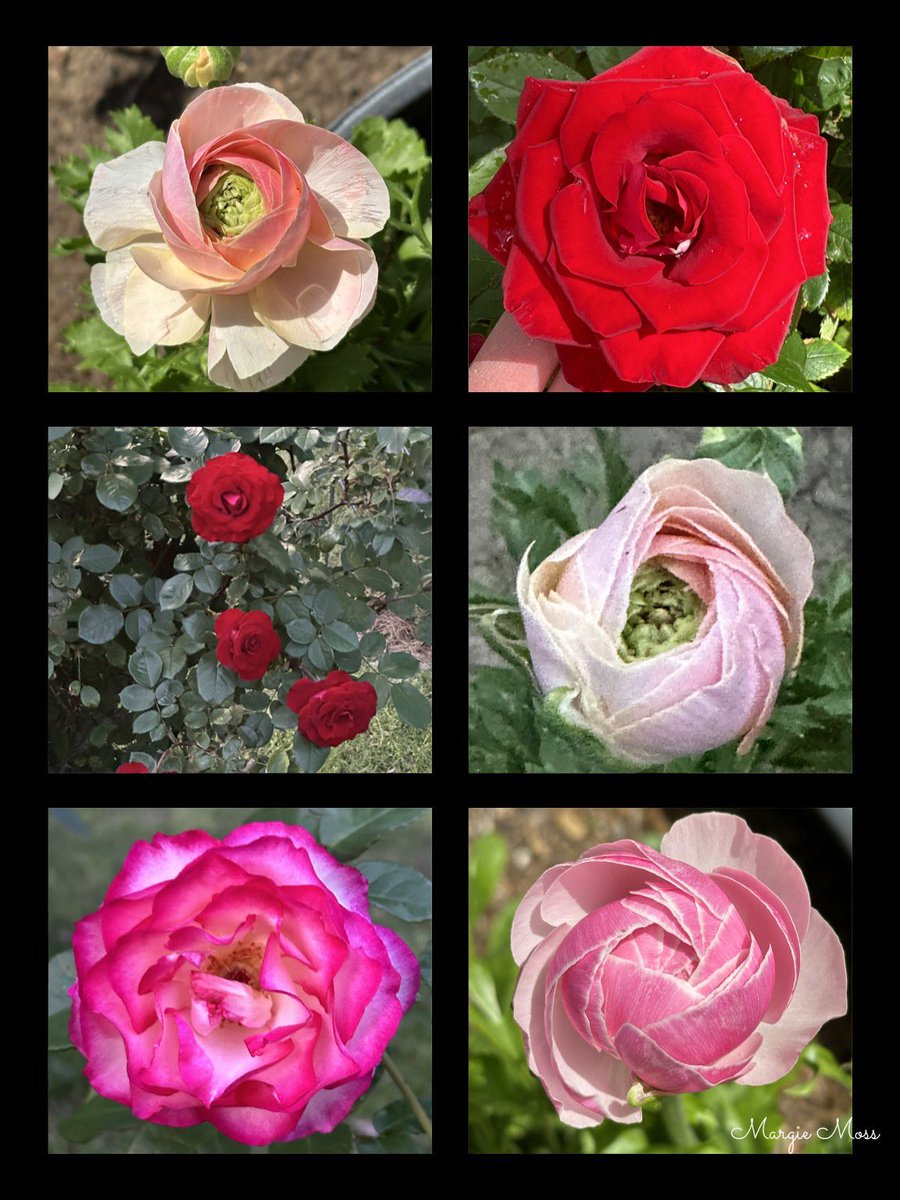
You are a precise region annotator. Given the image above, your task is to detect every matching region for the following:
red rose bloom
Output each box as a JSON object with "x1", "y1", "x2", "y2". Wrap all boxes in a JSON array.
[
  {"x1": 286, "y1": 671, "x2": 378, "y2": 748},
  {"x1": 215, "y1": 609, "x2": 282, "y2": 680},
  {"x1": 468, "y1": 45, "x2": 832, "y2": 391},
  {"x1": 186, "y1": 451, "x2": 284, "y2": 543},
  {"x1": 116, "y1": 763, "x2": 150, "y2": 773}
]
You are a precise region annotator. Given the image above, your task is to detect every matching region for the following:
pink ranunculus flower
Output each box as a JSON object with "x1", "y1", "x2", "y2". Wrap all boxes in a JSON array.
[
  {"x1": 68, "y1": 821, "x2": 419, "y2": 1146},
  {"x1": 511, "y1": 812, "x2": 847, "y2": 1126},
  {"x1": 83, "y1": 83, "x2": 389, "y2": 391},
  {"x1": 517, "y1": 457, "x2": 814, "y2": 765}
]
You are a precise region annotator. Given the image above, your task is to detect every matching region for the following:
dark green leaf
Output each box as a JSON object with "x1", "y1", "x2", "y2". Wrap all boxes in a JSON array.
[
  {"x1": 292, "y1": 731, "x2": 331, "y2": 774},
  {"x1": 168, "y1": 426, "x2": 208, "y2": 458},
  {"x1": 78, "y1": 603, "x2": 124, "y2": 645},
  {"x1": 391, "y1": 682, "x2": 431, "y2": 729},
  {"x1": 322, "y1": 621, "x2": 358, "y2": 653},
  {"x1": 312, "y1": 807, "x2": 427, "y2": 860},
  {"x1": 78, "y1": 543, "x2": 121, "y2": 573},
  {"x1": 95, "y1": 471, "x2": 138, "y2": 512},
  {"x1": 196, "y1": 652, "x2": 236, "y2": 704},
  {"x1": 119, "y1": 684, "x2": 156, "y2": 712},
  {"x1": 159, "y1": 573, "x2": 194, "y2": 610},
  {"x1": 360, "y1": 860, "x2": 432, "y2": 921},
  {"x1": 129, "y1": 647, "x2": 163, "y2": 688}
]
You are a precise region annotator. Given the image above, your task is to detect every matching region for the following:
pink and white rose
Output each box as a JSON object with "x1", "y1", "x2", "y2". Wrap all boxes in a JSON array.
[
  {"x1": 68, "y1": 821, "x2": 418, "y2": 1145},
  {"x1": 84, "y1": 83, "x2": 389, "y2": 391},
  {"x1": 517, "y1": 457, "x2": 814, "y2": 764},
  {"x1": 511, "y1": 812, "x2": 847, "y2": 1126}
]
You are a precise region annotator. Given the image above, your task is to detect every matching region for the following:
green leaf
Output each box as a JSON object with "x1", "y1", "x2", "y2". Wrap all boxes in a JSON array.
[
  {"x1": 311, "y1": 807, "x2": 427, "y2": 860},
  {"x1": 168, "y1": 426, "x2": 208, "y2": 458},
  {"x1": 312, "y1": 587, "x2": 342, "y2": 623},
  {"x1": 469, "y1": 52, "x2": 583, "y2": 123},
  {"x1": 129, "y1": 647, "x2": 163, "y2": 688},
  {"x1": 322, "y1": 621, "x2": 359, "y2": 653},
  {"x1": 307, "y1": 637, "x2": 333, "y2": 672},
  {"x1": 802, "y1": 338, "x2": 850, "y2": 382},
  {"x1": 239, "y1": 712, "x2": 274, "y2": 748},
  {"x1": 826, "y1": 203, "x2": 852, "y2": 264},
  {"x1": 352, "y1": 117, "x2": 430, "y2": 179},
  {"x1": 133, "y1": 710, "x2": 163, "y2": 734},
  {"x1": 286, "y1": 618, "x2": 316, "y2": 644},
  {"x1": 469, "y1": 143, "x2": 508, "y2": 200},
  {"x1": 379, "y1": 651, "x2": 421, "y2": 679},
  {"x1": 360, "y1": 860, "x2": 432, "y2": 921},
  {"x1": 109, "y1": 574, "x2": 144, "y2": 608},
  {"x1": 78, "y1": 603, "x2": 124, "y2": 645},
  {"x1": 258, "y1": 426, "x2": 298, "y2": 443},
  {"x1": 80, "y1": 685, "x2": 101, "y2": 708},
  {"x1": 48, "y1": 426, "x2": 74, "y2": 441},
  {"x1": 197, "y1": 652, "x2": 236, "y2": 704},
  {"x1": 250, "y1": 529, "x2": 295, "y2": 577},
  {"x1": 694, "y1": 427, "x2": 804, "y2": 500},
  {"x1": 391, "y1": 682, "x2": 431, "y2": 729},
  {"x1": 158, "y1": 573, "x2": 194, "y2": 610},
  {"x1": 119, "y1": 684, "x2": 156, "y2": 712},
  {"x1": 292, "y1": 731, "x2": 331, "y2": 774},
  {"x1": 78, "y1": 543, "x2": 121, "y2": 573},
  {"x1": 95, "y1": 471, "x2": 138, "y2": 512},
  {"x1": 376, "y1": 426, "x2": 412, "y2": 454},
  {"x1": 193, "y1": 565, "x2": 223, "y2": 594}
]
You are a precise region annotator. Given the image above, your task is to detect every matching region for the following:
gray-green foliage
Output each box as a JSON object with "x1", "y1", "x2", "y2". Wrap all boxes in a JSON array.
[{"x1": 48, "y1": 426, "x2": 432, "y2": 773}]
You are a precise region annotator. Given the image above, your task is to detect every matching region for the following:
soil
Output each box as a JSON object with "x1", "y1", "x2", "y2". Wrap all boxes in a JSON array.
[{"x1": 48, "y1": 45, "x2": 429, "y2": 388}]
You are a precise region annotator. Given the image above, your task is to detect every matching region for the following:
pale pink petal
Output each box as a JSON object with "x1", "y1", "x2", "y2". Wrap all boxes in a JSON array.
[
  {"x1": 254, "y1": 121, "x2": 389, "y2": 238},
  {"x1": 252, "y1": 236, "x2": 377, "y2": 352}
]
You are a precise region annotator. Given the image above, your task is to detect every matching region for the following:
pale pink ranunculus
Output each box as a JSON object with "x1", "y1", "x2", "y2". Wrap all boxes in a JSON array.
[
  {"x1": 517, "y1": 457, "x2": 814, "y2": 765},
  {"x1": 511, "y1": 812, "x2": 847, "y2": 1127},
  {"x1": 83, "y1": 83, "x2": 389, "y2": 391},
  {"x1": 68, "y1": 822, "x2": 418, "y2": 1146}
]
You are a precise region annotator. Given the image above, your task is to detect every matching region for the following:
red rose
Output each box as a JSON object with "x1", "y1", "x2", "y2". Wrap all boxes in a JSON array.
[
  {"x1": 468, "y1": 45, "x2": 832, "y2": 392},
  {"x1": 186, "y1": 451, "x2": 284, "y2": 543},
  {"x1": 215, "y1": 609, "x2": 282, "y2": 680},
  {"x1": 286, "y1": 671, "x2": 378, "y2": 748},
  {"x1": 116, "y1": 763, "x2": 149, "y2": 773}
]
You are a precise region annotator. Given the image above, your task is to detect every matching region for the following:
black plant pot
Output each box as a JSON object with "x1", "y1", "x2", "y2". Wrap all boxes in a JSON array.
[{"x1": 330, "y1": 50, "x2": 431, "y2": 149}]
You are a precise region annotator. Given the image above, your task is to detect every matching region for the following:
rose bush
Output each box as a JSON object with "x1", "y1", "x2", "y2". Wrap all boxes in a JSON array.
[
  {"x1": 48, "y1": 426, "x2": 432, "y2": 774},
  {"x1": 186, "y1": 450, "x2": 284, "y2": 542},
  {"x1": 469, "y1": 45, "x2": 832, "y2": 391},
  {"x1": 511, "y1": 811, "x2": 847, "y2": 1126},
  {"x1": 68, "y1": 820, "x2": 420, "y2": 1145},
  {"x1": 518, "y1": 456, "x2": 813, "y2": 765},
  {"x1": 84, "y1": 82, "x2": 389, "y2": 391},
  {"x1": 215, "y1": 609, "x2": 281, "y2": 679},
  {"x1": 287, "y1": 671, "x2": 378, "y2": 747}
]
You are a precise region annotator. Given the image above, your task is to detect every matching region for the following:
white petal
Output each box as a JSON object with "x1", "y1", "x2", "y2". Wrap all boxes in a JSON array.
[
  {"x1": 252, "y1": 238, "x2": 377, "y2": 352},
  {"x1": 84, "y1": 141, "x2": 165, "y2": 250},
  {"x1": 208, "y1": 292, "x2": 310, "y2": 391}
]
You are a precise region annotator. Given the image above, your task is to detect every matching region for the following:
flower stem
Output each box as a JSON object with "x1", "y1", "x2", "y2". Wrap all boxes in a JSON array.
[
  {"x1": 381, "y1": 1050, "x2": 432, "y2": 1146},
  {"x1": 659, "y1": 1094, "x2": 699, "y2": 1147}
]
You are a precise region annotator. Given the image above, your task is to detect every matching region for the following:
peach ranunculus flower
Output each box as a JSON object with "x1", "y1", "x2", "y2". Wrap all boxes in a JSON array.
[{"x1": 83, "y1": 83, "x2": 390, "y2": 391}]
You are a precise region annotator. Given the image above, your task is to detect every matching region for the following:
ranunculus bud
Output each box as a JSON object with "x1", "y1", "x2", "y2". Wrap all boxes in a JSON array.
[{"x1": 160, "y1": 46, "x2": 240, "y2": 88}]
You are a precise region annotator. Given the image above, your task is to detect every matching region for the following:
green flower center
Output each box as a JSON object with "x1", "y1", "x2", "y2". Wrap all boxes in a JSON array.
[
  {"x1": 618, "y1": 561, "x2": 705, "y2": 663},
  {"x1": 199, "y1": 169, "x2": 265, "y2": 238}
]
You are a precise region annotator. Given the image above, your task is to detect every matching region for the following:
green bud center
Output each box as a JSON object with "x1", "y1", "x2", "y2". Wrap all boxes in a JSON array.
[
  {"x1": 200, "y1": 169, "x2": 265, "y2": 238},
  {"x1": 618, "y1": 561, "x2": 705, "y2": 663}
]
